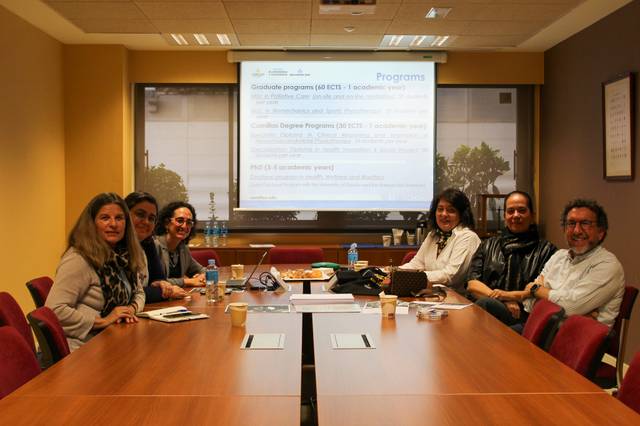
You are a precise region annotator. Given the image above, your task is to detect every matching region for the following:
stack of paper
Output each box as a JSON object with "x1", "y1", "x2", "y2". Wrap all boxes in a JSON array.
[
  {"x1": 289, "y1": 294, "x2": 354, "y2": 305},
  {"x1": 137, "y1": 306, "x2": 208, "y2": 323}
]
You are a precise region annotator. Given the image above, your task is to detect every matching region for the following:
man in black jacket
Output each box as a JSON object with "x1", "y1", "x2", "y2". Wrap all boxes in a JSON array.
[{"x1": 466, "y1": 191, "x2": 556, "y2": 325}]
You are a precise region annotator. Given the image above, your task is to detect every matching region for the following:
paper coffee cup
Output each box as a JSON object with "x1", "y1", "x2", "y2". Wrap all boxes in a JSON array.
[
  {"x1": 229, "y1": 302, "x2": 248, "y2": 327},
  {"x1": 217, "y1": 281, "x2": 226, "y2": 301},
  {"x1": 380, "y1": 294, "x2": 398, "y2": 318},
  {"x1": 407, "y1": 233, "x2": 416, "y2": 245},
  {"x1": 382, "y1": 235, "x2": 392, "y2": 247},
  {"x1": 231, "y1": 264, "x2": 244, "y2": 280}
]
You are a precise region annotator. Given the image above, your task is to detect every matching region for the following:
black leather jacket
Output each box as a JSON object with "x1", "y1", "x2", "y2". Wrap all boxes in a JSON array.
[{"x1": 466, "y1": 227, "x2": 556, "y2": 294}]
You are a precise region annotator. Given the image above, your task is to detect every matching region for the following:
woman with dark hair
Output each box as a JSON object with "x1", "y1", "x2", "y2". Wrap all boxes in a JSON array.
[
  {"x1": 400, "y1": 188, "x2": 481, "y2": 293},
  {"x1": 155, "y1": 201, "x2": 206, "y2": 287},
  {"x1": 46, "y1": 193, "x2": 146, "y2": 351},
  {"x1": 125, "y1": 192, "x2": 187, "y2": 302}
]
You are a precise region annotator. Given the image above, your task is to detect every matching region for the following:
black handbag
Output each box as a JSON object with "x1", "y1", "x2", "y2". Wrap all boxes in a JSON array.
[
  {"x1": 388, "y1": 269, "x2": 429, "y2": 297},
  {"x1": 331, "y1": 267, "x2": 387, "y2": 296}
]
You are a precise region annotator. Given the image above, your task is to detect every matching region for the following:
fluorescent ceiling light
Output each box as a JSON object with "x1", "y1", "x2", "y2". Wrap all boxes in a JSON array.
[
  {"x1": 389, "y1": 35, "x2": 404, "y2": 47},
  {"x1": 193, "y1": 33, "x2": 210, "y2": 45},
  {"x1": 170, "y1": 33, "x2": 188, "y2": 45},
  {"x1": 425, "y1": 7, "x2": 452, "y2": 19},
  {"x1": 216, "y1": 33, "x2": 231, "y2": 45},
  {"x1": 410, "y1": 35, "x2": 427, "y2": 47},
  {"x1": 431, "y1": 35, "x2": 450, "y2": 47}
]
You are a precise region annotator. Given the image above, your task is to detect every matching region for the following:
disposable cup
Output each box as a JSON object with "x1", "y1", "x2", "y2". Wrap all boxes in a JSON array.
[
  {"x1": 407, "y1": 233, "x2": 416, "y2": 245},
  {"x1": 229, "y1": 302, "x2": 249, "y2": 327},
  {"x1": 382, "y1": 235, "x2": 392, "y2": 247},
  {"x1": 216, "y1": 281, "x2": 226, "y2": 302},
  {"x1": 380, "y1": 294, "x2": 398, "y2": 319},
  {"x1": 231, "y1": 264, "x2": 244, "y2": 280}
]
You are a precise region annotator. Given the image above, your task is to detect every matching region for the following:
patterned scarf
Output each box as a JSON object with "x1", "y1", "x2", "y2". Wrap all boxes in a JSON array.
[
  {"x1": 435, "y1": 228, "x2": 453, "y2": 257},
  {"x1": 96, "y1": 246, "x2": 135, "y2": 317}
]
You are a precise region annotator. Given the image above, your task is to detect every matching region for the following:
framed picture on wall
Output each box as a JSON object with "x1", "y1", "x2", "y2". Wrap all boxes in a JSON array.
[{"x1": 602, "y1": 73, "x2": 635, "y2": 180}]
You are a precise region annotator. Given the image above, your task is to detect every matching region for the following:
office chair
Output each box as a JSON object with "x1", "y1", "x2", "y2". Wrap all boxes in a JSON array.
[
  {"x1": 269, "y1": 247, "x2": 324, "y2": 264},
  {"x1": 549, "y1": 315, "x2": 613, "y2": 380},
  {"x1": 0, "y1": 326, "x2": 41, "y2": 399},
  {"x1": 616, "y1": 350, "x2": 640, "y2": 414},
  {"x1": 26, "y1": 276, "x2": 54, "y2": 308},
  {"x1": 594, "y1": 286, "x2": 638, "y2": 388},
  {"x1": 190, "y1": 248, "x2": 222, "y2": 268},
  {"x1": 401, "y1": 251, "x2": 417, "y2": 265},
  {"x1": 27, "y1": 307, "x2": 70, "y2": 369},
  {"x1": 521, "y1": 299, "x2": 565, "y2": 350},
  {"x1": 0, "y1": 291, "x2": 36, "y2": 353}
]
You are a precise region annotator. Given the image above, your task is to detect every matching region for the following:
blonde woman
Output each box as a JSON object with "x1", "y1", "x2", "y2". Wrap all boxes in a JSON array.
[{"x1": 46, "y1": 193, "x2": 146, "y2": 351}]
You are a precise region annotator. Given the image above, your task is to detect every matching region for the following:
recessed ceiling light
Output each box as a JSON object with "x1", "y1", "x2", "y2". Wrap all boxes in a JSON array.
[
  {"x1": 410, "y1": 35, "x2": 427, "y2": 47},
  {"x1": 193, "y1": 33, "x2": 210, "y2": 45},
  {"x1": 216, "y1": 34, "x2": 231, "y2": 45},
  {"x1": 425, "y1": 7, "x2": 452, "y2": 19},
  {"x1": 431, "y1": 35, "x2": 450, "y2": 47},
  {"x1": 170, "y1": 33, "x2": 188, "y2": 46},
  {"x1": 344, "y1": 26, "x2": 356, "y2": 33}
]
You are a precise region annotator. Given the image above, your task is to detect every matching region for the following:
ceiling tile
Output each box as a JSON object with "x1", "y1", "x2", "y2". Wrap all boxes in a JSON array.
[
  {"x1": 150, "y1": 19, "x2": 234, "y2": 33},
  {"x1": 70, "y1": 18, "x2": 158, "y2": 33},
  {"x1": 311, "y1": 19, "x2": 391, "y2": 35},
  {"x1": 45, "y1": 1, "x2": 147, "y2": 19},
  {"x1": 237, "y1": 33, "x2": 310, "y2": 46},
  {"x1": 233, "y1": 19, "x2": 310, "y2": 34},
  {"x1": 224, "y1": 2, "x2": 312, "y2": 19},
  {"x1": 135, "y1": 2, "x2": 228, "y2": 19},
  {"x1": 310, "y1": 34, "x2": 383, "y2": 47}
]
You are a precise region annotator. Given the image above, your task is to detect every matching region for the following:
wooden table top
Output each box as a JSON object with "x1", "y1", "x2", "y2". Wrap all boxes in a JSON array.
[
  {"x1": 0, "y1": 395, "x2": 300, "y2": 426},
  {"x1": 317, "y1": 394, "x2": 640, "y2": 425},
  {"x1": 13, "y1": 290, "x2": 302, "y2": 398},
  {"x1": 1, "y1": 265, "x2": 638, "y2": 424}
]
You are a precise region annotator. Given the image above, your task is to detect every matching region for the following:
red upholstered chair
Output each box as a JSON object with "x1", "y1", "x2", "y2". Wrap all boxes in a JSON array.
[
  {"x1": 401, "y1": 251, "x2": 418, "y2": 265},
  {"x1": 549, "y1": 315, "x2": 613, "y2": 379},
  {"x1": 26, "y1": 276, "x2": 54, "y2": 308},
  {"x1": 0, "y1": 326, "x2": 40, "y2": 399},
  {"x1": 269, "y1": 247, "x2": 324, "y2": 264},
  {"x1": 27, "y1": 307, "x2": 70, "y2": 368},
  {"x1": 521, "y1": 299, "x2": 565, "y2": 350},
  {"x1": 617, "y1": 350, "x2": 640, "y2": 414},
  {"x1": 594, "y1": 286, "x2": 638, "y2": 388},
  {"x1": 190, "y1": 249, "x2": 222, "y2": 268},
  {"x1": 0, "y1": 292, "x2": 36, "y2": 353}
]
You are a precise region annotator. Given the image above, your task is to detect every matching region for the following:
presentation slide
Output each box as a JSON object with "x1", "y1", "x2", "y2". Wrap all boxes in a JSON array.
[{"x1": 239, "y1": 61, "x2": 435, "y2": 211}]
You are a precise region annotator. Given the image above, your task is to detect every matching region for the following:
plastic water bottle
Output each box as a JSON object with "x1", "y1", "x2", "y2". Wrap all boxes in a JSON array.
[
  {"x1": 205, "y1": 259, "x2": 219, "y2": 304},
  {"x1": 347, "y1": 243, "x2": 359, "y2": 270},
  {"x1": 220, "y1": 221, "x2": 228, "y2": 246},
  {"x1": 204, "y1": 222, "x2": 212, "y2": 246},
  {"x1": 211, "y1": 221, "x2": 219, "y2": 247}
]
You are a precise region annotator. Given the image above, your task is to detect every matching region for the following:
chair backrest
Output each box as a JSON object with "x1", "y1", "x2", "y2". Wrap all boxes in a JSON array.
[
  {"x1": 617, "y1": 350, "x2": 640, "y2": 414},
  {"x1": 26, "y1": 276, "x2": 54, "y2": 308},
  {"x1": 608, "y1": 286, "x2": 639, "y2": 358},
  {"x1": 0, "y1": 291, "x2": 36, "y2": 353},
  {"x1": 190, "y1": 249, "x2": 222, "y2": 268},
  {"x1": 269, "y1": 247, "x2": 324, "y2": 264},
  {"x1": 27, "y1": 307, "x2": 70, "y2": 368},
  {"x1": 549, "y1": 315, "x2": 612, "y2": 379},
  {"x1": 401, "y1": 251, "x2": 418, "y2": 265},
  {"x1": 0, "y1": 326, "x2": 40, "y2": 399},
  {"x1": 522, "y1": 299, "x2": 565, "y2": 349}
]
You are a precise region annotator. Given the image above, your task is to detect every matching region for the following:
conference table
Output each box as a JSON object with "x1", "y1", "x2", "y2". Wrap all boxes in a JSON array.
[{"x1": 0, "y1": 265, "x2": 638, "y2": 425}]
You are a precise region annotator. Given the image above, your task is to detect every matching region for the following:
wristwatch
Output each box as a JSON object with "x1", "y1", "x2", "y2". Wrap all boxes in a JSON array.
[{"x1": 530, "y1": 283, "x2": 540, "y2": 298}]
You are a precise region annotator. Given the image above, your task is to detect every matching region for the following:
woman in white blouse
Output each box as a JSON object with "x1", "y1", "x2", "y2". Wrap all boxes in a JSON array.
[{"x1": 400, "y1": 188, "x2": 481, "y2": 294}]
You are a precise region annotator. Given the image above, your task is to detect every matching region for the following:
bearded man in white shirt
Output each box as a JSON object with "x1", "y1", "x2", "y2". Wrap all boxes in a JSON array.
[{"x1": 523, "y1": 199, "x2": 624, "y2": 326}]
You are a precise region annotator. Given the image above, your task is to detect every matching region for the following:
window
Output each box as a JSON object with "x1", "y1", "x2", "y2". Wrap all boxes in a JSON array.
[{"x1": 134, "y1": 84, "x2": 533, "y2": 231}]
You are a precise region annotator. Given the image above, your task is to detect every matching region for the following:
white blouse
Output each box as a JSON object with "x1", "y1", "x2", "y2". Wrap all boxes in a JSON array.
[{"x1": 400, "y1": 225, "x2": 481, "y2": 293}]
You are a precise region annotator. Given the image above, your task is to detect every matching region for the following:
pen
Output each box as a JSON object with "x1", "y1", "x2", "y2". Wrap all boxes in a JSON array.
[{"x1": 162, "y1": 309, "x2": 189, "y2": 316}]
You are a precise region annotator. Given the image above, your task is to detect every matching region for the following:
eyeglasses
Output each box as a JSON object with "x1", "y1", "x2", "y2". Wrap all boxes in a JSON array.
[
  {"x1": 132, "y1": 209, "x2": 157, "y2": 224},
  {"x1": 172, "y1": 217, "x2": 194, "y2": 227},
  {"x1": 565, "y1": 220, "x2": 595, "y2": 230}
]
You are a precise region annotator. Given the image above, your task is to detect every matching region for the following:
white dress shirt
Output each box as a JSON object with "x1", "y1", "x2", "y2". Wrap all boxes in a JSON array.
[
  {"x1": 523, "y1": 245, "x2": 624, "y2": 326},
  {"x1": 400, "y1": 225, "x2": 481, "y2": 293}
]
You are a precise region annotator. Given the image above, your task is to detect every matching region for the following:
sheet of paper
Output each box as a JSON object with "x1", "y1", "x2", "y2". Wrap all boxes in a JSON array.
[
  {"x1": 330, "y1": 333, "x2": 375, "y2": 349},
  {"x1": 241, "y1": 333, "x2": 285, "y2": 349},
  {"x1": 249, "y1": 243, "x2": 275, "y2": 248},
  {"x1": 410, "y1": 301, "x2": 472, "y2": 310},
  {"x1": 294, "y1": 303, "x2": 361, "y2": 313}
]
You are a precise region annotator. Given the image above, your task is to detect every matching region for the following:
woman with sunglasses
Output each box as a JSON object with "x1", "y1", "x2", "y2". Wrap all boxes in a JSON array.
[
  {"x1": 125, "y1": 192, "x2": 187, "y2": 302},
  {"x1": 155, "y1": 201, "x2": 206, "y2": 287}
]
